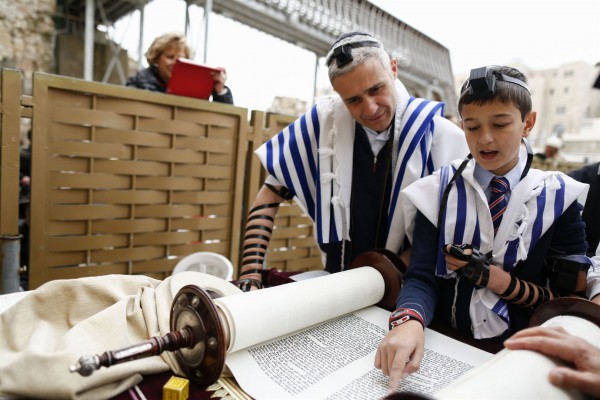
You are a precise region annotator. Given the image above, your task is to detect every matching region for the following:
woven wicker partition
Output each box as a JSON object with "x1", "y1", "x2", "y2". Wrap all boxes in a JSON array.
[
  {"x1": 28, "y1": 73, "x2": 248, "y2": 288},
  {"x1": 0, "y1": 69, "x2": 327, "y2": 290}
]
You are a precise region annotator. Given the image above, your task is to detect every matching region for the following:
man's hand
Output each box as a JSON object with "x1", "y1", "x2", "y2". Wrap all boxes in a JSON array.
[
  {"x1": 233, "y1": 270, "x2": 263, "y2": 292},
  {"x1": 504, "y1": 326, "x2": 600, "y2": 398},
  {"x1": 375, "y1": 320, "x2": 424, "y2": 393}
]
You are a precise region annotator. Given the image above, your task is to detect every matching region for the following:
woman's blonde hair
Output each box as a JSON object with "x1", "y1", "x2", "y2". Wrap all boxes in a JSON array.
[{"x1": 145, "y1": 32, "x2": 191, "y2": 65}]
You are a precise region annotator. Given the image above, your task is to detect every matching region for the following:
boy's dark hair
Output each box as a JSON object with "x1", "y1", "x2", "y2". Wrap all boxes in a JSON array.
[{"x1": 458, "y1": 65, "x2": 532, "y2": 121}]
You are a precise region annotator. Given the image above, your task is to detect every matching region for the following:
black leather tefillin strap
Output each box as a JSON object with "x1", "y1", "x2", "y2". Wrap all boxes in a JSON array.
[
  {"x1": 443, "y1": 244, "x2": 493, "y2": 287},
  {"x1": 500, "y1": 276, "x2": 560, "y2": 310},
  {"x1": 264, "y1": 183, "x2": 295, "y2": 201},
  {"x1": 444, "y1": 243, "x2": 561, "y2": 310},
  {"x1": 237, "y1": 202, "x2": 280, "y2": 292}
]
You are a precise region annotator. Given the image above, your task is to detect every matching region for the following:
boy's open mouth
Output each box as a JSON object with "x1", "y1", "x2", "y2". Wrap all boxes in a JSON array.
[{"x1": 480, "y1": 150, "x2": 498, "y2": 160}]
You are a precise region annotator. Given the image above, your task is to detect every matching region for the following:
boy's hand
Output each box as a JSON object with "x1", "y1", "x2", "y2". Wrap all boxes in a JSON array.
[
  {"x1": 443, "y1": 244, "x2": 493, "y2": 286},
  {"x1": 375, "y1": 320, "x2": 424, "y2": 393},
  {"x1": 442, "y1": 243, "x2": 472, "y2": 271}
]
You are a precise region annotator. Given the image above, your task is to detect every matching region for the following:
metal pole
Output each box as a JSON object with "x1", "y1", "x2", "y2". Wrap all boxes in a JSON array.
[
  {"x1": 0, "y1": 235, "x2": 22, "y2": 294},
  {"x1": 185, "y1": 1, "x2": 190, "y2": 36},
  {"x1": 84, "y1": 0, "x2": 95, "y2": 80},
  {"x1": 312, "y1": 56, "x2": 319, "y2": 106},
  {"x1": 137, "y1": 5, "x2": 145, "y2": 69},
  {"x1": 202, "y1": 0, "x2": 213, "y2": 63}
]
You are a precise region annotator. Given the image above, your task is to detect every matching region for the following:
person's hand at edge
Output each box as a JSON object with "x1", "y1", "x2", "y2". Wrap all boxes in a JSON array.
[{"x1": 504, "y1": 325, "x2": 600, "y2": 398}]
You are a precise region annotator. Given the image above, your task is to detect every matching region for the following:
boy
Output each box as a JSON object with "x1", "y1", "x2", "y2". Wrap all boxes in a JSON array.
[{"x1": 375, "y1": 66, "x2": 591, "y2": 392}]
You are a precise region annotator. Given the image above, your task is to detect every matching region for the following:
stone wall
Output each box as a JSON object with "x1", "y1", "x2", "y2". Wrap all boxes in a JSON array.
[
  {"x1": 0, "y1": 0, "x2": 56, "y2": 94},
  {"x1": 55, "y1": 33, "x2": 130, "y2": 85},
  {"x1": 1, "y1": 1, "x2": 130, "y2": 143}
]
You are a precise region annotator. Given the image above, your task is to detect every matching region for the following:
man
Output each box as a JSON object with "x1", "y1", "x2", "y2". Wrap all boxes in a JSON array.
[
  {"x1": 235, "y1": 32, "x2": 468, "y2": 291},
  {"x1": 534, "y1": 136, "x2": 563, "y2": 161}
]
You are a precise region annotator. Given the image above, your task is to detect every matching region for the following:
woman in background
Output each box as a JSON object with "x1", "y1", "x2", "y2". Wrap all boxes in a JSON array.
[{"x1": 126, "y1": 32, "x2": 233, "y2": 104}]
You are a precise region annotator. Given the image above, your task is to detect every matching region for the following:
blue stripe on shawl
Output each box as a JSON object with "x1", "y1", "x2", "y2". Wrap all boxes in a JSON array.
[
  {"x1": 532, "y1": 186, "x2": 546, "y2": 247},
  {"x1": 275, "y1": 131, "x2": 295, "y2": 201},
  {"x1": 388, "y1": 99, "x2": 443, "y2": 230},
  {"x1": 266, "y1": 138, "x2": 274, "y2": 175},
  {"x1": 330, "y1": 223, "x2": 339, "y2": 242},
  {"x1": 504, "y1": 238, "x2": 519, "y2": 272},
  {"x1": 300, "y1": 110, "x2": 318, "y2": 183},
  {"x1": 472, "y1": 218, "x2": 481, "y2": 248},
  {"x1": 419, "y1": 136, "x2": 428, "y2": 177},
  {"x1": 265, "y1": 107, "x2": 320, "y2": 233},
  {"x1": 288, "y1": 122, "x2": 316, "y2": 220},
  {"x1": 426, "y1": 155, "x2": 435, "y2": 175},
  {"x1": 554, "y1": 175, "x2": 565, "y2": 220},
  {"x1": 436, "y1": 166, "x2": 451, "y2": 275},
  {"x1": 453, "y1": 176, "x2": 467, "y2": 243},
  {"x1": 396, "y1": 100, "x2": 443, "y2": 180},
  {"x1": 427, "y1": 110, "x2": 444, "y2": 174}
]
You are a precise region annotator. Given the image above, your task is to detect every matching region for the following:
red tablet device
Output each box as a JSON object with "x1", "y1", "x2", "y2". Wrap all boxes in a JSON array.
[{"x1": 166, "y1": 58, "x2": 220, "y2": 100}]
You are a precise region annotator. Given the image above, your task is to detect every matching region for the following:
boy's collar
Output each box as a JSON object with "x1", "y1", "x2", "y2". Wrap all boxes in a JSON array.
[{"x1": 474, "y1": 153, "x2": 526, "y2": 191}]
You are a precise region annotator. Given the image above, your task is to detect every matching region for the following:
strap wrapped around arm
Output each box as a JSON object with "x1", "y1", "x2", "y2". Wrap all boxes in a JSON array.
[
  {"x1": 264, "y1": 182, "x2": 295, "y2": 201},
  {"x1": 236, "y1": 184, "x2": 286, "y2": 291}
]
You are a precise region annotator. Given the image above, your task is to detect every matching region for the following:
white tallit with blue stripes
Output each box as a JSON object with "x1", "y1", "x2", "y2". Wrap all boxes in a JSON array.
[
  {"x1": 399, "y1": 148, "x2": 589, "y2": 338},
  {"x1": 255, "y1": 80, "x2": 468, "y2": 254}
]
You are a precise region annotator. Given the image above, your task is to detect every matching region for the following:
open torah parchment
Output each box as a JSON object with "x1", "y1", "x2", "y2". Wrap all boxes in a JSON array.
[
  {"x1": 218, "y1": 267, "x2": 600, "y2": 400},
  {"x1": 213, "y1": 267, "x2": 494, "y2": 400},
  {"x1": 225, "y1": 306, "x2": 492, "y2": 400}
]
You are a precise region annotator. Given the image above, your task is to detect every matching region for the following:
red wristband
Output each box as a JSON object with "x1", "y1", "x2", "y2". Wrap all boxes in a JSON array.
[{"x1": 389, "y1": 308, "x2": 424, "y2": 330}]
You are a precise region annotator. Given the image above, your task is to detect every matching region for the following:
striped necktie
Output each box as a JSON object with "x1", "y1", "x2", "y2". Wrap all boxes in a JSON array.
[{"x1": 489, "y1": 177, "x2": 509, "y2": 236}]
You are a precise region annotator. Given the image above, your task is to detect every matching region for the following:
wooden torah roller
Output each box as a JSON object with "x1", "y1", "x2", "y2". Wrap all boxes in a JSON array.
[
  {"x1": 70, "y1": 253, "x2": 403, "y2": 386},
  {"x1": 69, "y1": 284, "x2": 225, "y2": 386}
]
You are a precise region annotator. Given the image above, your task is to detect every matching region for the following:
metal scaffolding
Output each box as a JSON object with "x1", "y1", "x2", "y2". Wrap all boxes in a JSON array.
[{"x1": 60, "y1": 0, "x2": 457, "y2": 111}]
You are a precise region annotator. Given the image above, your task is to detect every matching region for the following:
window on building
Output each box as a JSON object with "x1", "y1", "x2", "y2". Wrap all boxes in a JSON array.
[
  {"x1": 564, "y1": 87, "x2": 569, "y2": 93},
  {"x1": 556, "y1": 106, "x2": 566, "y2": 114},
  {"x1": 549, "y1": 88, "x2": 554, "y2": 95}
]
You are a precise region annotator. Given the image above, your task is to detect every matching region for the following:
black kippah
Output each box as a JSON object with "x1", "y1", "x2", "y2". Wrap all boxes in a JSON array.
[
  {"x1": 329, "y1": 31, "x2": 374, "y2": 50},
  {"x1": 326, "y1": 32, "x2": 382, "y2": 68}
]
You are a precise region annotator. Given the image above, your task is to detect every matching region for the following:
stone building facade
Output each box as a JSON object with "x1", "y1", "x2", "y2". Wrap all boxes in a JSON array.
[{"x1": 1, "y1": 0, "x2": 130, "y2": 142}]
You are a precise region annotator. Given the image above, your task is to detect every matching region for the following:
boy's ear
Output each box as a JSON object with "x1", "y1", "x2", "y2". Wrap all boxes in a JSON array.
[{"x1": 522, "y1": 111, "x2": 537, "y2": 137}]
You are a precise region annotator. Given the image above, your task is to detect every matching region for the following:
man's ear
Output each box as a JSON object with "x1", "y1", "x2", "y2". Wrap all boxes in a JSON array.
[
  {"x1": 523, "y1": 111, "x2": 537, "y2": 137},
  {"x1": 390, "y1": 58, "x2": 398, "y2": 76}
]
